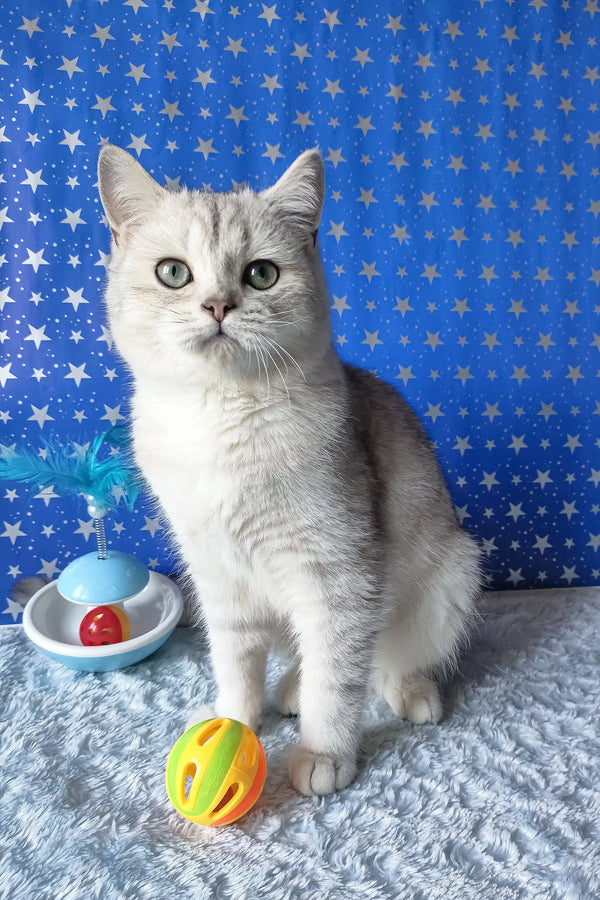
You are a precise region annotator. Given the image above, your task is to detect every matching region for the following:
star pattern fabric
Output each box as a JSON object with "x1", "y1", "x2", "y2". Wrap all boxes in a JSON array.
[{"x1": 1, "y1": 1, "x2": 599, "y2": 623}]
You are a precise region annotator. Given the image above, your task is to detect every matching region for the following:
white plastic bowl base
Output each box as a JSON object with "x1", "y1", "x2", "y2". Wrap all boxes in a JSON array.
[{"x1": 23, "y1": 572, "x2": 183, "y2": 671}]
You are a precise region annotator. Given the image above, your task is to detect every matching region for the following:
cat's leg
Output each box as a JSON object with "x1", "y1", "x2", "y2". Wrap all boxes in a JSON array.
[
  {"x1": 374, "y1": 543, "x2": 480, "y2": 725},
  {"x1": 274, "y1": 661, "x2": 300, "y2": 716},
  {"x1": 271, "y1": 629, "x2": 301, "y2": 716},
  {"x1": 373, "y1": 604, "x2": 443, "y2": 724},
  {"x1": 187, "y1": 604, "x2": 271, "y2": 733},
  {"x1": 285, "y1": 567, "x2": 381, "y2": 796}
]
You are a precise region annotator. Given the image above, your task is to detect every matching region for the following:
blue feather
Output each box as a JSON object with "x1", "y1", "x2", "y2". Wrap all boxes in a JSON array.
[{"x1": 0, "y1": 427, "x2": 141, "y2": 512}]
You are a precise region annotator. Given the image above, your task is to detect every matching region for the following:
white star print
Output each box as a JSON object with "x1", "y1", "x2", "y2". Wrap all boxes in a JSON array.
[
  {"x1": 61, "y1": 209, "x2": 86, "y2": 231},
  {"x1": 258, "y1": 4, "x2": 280, "y2": 26},
  {"x1": 59, "y1": 130, "x2": 85, "y2": 153},
  {"x1": 19, "y1": 17, "x2": 43, "y2": 37},
  {"x1": 24, "y1": 324, "x2": 51, "y2": 349},
  {"x1": 65, "y1": 363, "x2": 91, "y2": 387},
  {"x1": 18, "y1": 89, "x2": 45, "y2": 112},
  {"x1": 57, "y1": 56, "x2": 83, "y2": 78},
  {"x1": 1, "y1": 521, "x2": 27, "y2": 545},
  {"x1": 23, "y1": 248, "x2": 49, "y2": 273},
  {"x1": 62, "y1": 288, "x2": 88, "y2": 310},
  {"x1": 28, "y1": 405, "x2": 54, "y2": 429},
  {"x1": 321, "y1": 9, "x2": 341, "y2": 30}
]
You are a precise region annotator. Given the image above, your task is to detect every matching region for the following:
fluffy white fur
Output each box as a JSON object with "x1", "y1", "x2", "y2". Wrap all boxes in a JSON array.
[{"x1": 98, "y1": 146, "x2": 481, "y2": 795}]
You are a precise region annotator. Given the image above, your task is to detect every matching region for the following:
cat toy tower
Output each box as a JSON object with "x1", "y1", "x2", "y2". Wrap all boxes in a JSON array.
[
  {"x1": 56, "y1": 489, "x2": 149, "y2": 609},
  {"x1": 56, "y1": 488, "x2": 149, "y2": 645}
]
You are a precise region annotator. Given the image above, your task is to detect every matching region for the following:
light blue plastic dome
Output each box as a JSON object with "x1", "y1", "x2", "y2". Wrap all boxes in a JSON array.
[{"x1": 57, "y1": 550, "x2": 150, "y2": 605}]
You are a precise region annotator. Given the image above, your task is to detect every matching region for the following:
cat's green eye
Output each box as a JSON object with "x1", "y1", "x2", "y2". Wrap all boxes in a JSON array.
[
  {"x1": 243, "y1": 260, "x2": 279, "y2": 291},
  {"x1": 156, "y1": 259, "x2": 192, "y2": 289}
]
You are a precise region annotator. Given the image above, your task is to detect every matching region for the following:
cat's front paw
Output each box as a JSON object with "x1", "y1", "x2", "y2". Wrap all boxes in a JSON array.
[
  {"x1": 383, "y1": 676, "x2": 443, "y2": 725},
  {"x1": 288, "y1": 745, "x2": 357, "y2": 796}
]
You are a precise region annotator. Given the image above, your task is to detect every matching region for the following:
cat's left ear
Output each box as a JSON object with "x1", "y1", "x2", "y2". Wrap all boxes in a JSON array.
[
  {"x1": 262, "y1": 149, "x2": 325, "y2": 237},
  {"x1": 98, "y1": 144, "x2": 165, "y2": 246}
]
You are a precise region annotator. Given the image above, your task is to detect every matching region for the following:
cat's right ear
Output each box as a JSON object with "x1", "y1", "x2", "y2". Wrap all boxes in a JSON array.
[
  {"x1": 98, "y1": 145, "x2": 164, "y2": 246},
  {"x1": 262, "y1": 149, "x2": 325, "y2": 237}
]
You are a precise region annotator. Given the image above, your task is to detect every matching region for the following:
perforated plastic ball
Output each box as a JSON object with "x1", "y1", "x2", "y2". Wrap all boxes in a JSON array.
[
  {"x1": 79, "y1": 605, "x2": 131, "y2": 646},
  {"x1": 165, "y1": 718, "x2": 267, "y2": 827}
]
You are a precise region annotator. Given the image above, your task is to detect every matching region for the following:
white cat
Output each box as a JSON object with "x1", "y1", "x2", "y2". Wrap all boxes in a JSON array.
[{"x1": 98, "y1": 146, "x2": 481, "y2": 796}]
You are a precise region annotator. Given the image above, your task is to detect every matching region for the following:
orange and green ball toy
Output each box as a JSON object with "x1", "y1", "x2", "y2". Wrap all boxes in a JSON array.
[{"x1": 165, "y1": 718, "x2": 267, "y2": 826}]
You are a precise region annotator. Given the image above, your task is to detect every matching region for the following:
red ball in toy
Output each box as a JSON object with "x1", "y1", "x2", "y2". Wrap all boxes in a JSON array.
[{"x1": 79, "y1": 605, "x2": 131, "y2": 646}]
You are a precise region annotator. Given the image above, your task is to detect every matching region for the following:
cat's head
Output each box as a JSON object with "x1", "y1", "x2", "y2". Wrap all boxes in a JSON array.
[{"x1": 97, "y1": 146, "x2": 330, "y2": 390}]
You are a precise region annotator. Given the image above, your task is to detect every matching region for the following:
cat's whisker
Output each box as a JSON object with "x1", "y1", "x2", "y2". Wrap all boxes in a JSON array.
[
  {"x1": 265, "y1": 309, "x2": 307, "y2": 319},
  {"x1": 262, "y1": 349, "x2": 272, "y2": 401},
  {"x1": 242, "y1": 343, "x2": 254, "y2": 379},
  {"x1": 269, "y1": 319, "x2": 310, "y2": 329},
  {"x1": 155, "y1": 305, "x2": 190, "y2": 326},
  {"x1": 264, "y1": 336, "x2": 307, "y2": 383},
  {"x1": 262, "y1": 343, "x2": 291, "y2": 405},
  {"x1": 272, "y1": 312, "x2": 311, "y2": 322},
  {"x1": 254, "y1": 343, "x2": 265, "y2": 390},
  {"x1": 269, "y1": 313, "x2": 312, "y2": 326},
  {"x1": 252, "y1": 340, "x2": 271, "y2": 400},
  {"x1": 251, "y1": 343, "x2": 261, "y2": 384},
  {"x1": 261, "y1": 335, "x2": 290, "y2": 376},
  {"x1": 251, "y1": 332, "x2": 287, "y2": 400}
]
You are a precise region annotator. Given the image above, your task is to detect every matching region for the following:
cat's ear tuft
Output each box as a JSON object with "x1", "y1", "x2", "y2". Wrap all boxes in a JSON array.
[
  {"x1": 263, "y1": 149, "x2": 325, "y2": 234},
  {"x1": 98, "y1": 145, "x2": 164, "y2": 244}
]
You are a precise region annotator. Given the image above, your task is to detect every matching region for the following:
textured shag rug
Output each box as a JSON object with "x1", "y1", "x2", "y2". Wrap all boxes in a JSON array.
[{"x1": 1, "y1": 587, "x2": 599, "y2": 900}]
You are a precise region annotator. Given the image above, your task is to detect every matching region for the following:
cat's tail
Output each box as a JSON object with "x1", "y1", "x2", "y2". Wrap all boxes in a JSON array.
[{"x1": 12, "y1": 576, "x2": 51, "y2": 609}]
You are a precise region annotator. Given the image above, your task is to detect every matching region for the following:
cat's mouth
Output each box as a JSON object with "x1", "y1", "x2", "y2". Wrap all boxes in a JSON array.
[
  {"x1": 209, "y1": 323, "x2": 236, "y2": 344},
  {"x1": 185, "y1": 327, "x2": 238, "y2": 354}
]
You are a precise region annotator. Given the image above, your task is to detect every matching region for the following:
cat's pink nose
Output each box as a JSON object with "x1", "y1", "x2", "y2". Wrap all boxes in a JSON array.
[{"x1": 202, "y1": 299, "x2": 236, "y2": 323}]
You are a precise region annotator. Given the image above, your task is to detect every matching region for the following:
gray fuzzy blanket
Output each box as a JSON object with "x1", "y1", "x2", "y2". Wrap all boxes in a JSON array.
[{"x1": 1, "y1": 587, "x2": 599, "y2": 900}]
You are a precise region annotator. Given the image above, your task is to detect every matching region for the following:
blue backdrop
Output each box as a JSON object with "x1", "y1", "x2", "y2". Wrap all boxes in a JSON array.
[{"x1": 1, "y1": 0, "x2": 599, "y2": 624}]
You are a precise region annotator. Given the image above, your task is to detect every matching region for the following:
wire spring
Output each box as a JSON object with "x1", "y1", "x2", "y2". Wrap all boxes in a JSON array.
[{"x1": 94, "y1": 517, "x2": 108, "y2": 560}]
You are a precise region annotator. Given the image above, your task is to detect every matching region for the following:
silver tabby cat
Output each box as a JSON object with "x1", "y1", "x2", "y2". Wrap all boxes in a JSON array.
[{"x1": 98, "y1": 146, "x2": 481, "y2": 796}]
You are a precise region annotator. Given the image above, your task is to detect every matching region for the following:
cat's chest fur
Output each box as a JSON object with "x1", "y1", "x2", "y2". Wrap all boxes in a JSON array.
[{"x1": 131, "y1": 384, "x2": 337, "y2": 575}]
